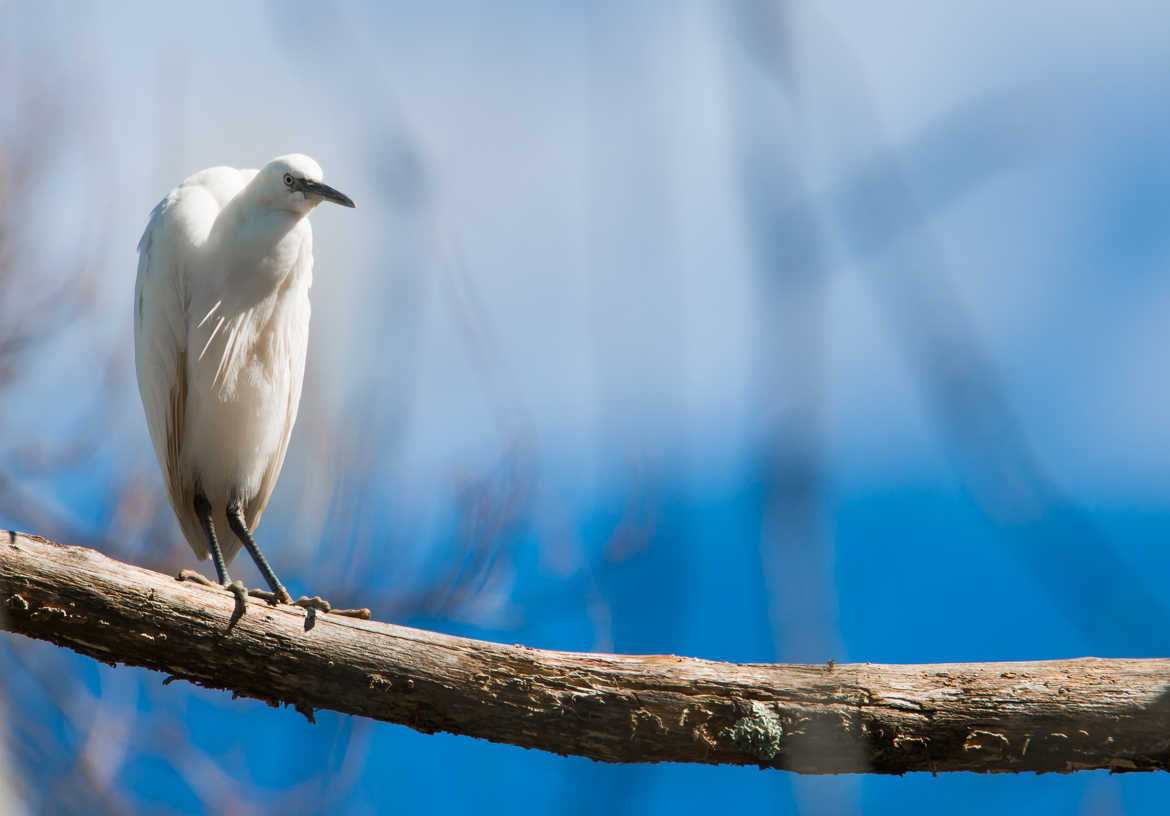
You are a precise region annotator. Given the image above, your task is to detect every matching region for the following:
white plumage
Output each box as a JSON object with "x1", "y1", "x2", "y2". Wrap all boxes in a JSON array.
[{"x1": 134, "y1": 154, "x2": 354, "y2": 596}]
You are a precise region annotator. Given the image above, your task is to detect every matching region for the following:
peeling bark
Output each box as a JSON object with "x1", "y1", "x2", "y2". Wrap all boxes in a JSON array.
[{"x1": 3, "y1": 530, "x2": 1170, "y2": 774}]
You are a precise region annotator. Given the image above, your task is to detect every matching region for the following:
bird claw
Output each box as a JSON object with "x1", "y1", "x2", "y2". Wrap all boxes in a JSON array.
[
  {"x1": 225, "y1": 579, "x2": 249, "y2": 625},
  {"x1": 330, "y1": 606, "x2": 372, "y2": 620},
  {"x1": 247, "y1": 587, "x2": 293, "y2": 606},
  {"x1": 177, "y1": 570, "x2": 369, "y2": 619},
  {"x1": 176, "y1": 569, "x2": 219, "y2": 588},
  {"x1": 292, "y1": 595, "x2": 372, "y2": 619},
  {"x1": 178, "y1": 571, "x2": 249, "y2": 624},
  {"x1": 293, "y1": 595, "x2": 332, "y2": 613}
]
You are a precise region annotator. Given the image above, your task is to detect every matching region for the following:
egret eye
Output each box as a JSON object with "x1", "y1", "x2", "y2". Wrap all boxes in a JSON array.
[{"x1": 283, "y1": 173, "x2": 295, "y2": 188}]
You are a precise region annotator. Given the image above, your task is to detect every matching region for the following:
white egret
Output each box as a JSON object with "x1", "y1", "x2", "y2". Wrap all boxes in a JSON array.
[{"x1": 134, "y1": 154, "x2": 361, "y2": 616}]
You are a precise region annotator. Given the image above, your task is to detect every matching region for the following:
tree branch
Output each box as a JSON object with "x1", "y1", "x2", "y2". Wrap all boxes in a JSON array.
[{"x1": 3, "y1": 530, "x2": 1170, "y2": 774}]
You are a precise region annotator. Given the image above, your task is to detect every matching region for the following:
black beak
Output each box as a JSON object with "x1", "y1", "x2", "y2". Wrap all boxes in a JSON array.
[{"x1": 301, "y1": 179, "x2": 356, "y2": 208}]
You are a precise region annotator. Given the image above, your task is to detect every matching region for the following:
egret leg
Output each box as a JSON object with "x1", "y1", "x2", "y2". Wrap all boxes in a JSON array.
[
  {"x1": 226, "y1": 499, "x2": 293, "y2": 605},
  {"x1": 189, "y1": 492, "x2": 249, "y2": 619},
  {"x1": 194, "y1": 491, "x2": 230, "y2": 585},
  {"x1": 221, "y1": 499, "x2": 371, "y2": 619}
]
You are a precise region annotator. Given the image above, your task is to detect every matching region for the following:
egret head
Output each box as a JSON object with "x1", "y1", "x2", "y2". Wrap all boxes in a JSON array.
[{"x1": 257, "y1": 154, "x2": 355, "y2": 215}]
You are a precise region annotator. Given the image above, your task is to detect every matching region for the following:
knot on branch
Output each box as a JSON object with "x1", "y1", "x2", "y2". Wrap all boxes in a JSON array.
[{"x1": 722, "y1": 701, "x2": 783, "y2": 761}]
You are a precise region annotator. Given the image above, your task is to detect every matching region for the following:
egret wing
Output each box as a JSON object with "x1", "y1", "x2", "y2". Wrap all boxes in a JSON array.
[{"x1": 134, "y1": 169, "x2": 249, "y2": 558}]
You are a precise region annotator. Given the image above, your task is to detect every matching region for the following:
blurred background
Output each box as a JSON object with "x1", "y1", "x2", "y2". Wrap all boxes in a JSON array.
[{"x1": 3, "y1": 0, "x2": 1170, "y2": 812}]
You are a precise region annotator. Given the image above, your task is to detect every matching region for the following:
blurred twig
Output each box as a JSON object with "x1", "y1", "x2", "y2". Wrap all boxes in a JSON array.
[{"x1": 729, "y1": 0, "x2": 1170, "y2": 654}]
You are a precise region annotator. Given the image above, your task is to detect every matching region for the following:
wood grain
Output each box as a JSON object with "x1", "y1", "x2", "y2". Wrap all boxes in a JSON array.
[{"x1": 4, "y1": 530, "x2": 1170, "y2": 774}]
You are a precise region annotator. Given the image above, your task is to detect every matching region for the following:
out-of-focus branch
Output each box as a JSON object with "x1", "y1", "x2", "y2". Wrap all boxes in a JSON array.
[{"x1": 5, "y1": 530, "x2": 1170, "y2": 775}]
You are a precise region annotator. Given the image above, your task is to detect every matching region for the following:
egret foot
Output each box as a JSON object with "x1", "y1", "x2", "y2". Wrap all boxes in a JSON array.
[
  {"x1": 177, "y1": 570, "x2": 250, "y2": 623},
  {"x1": 295, "y1": 595, "x2": 331, "y2": 613},
  {"x1": 225, "y1": 579, "x2": 248, "y2": 608},
  {"x1": 330, "y1": 607, "x2": 372, "y2": 620},
  {"x1": 224, "y1": 579, "x2": 249, "y2": 625},
  {"x1": 246, "y1": 586, "x2": 293, "y2": 606},
  {"x1": 245, "y1": 590, "x2": 369, "y2": 619},
  {"x1": 177, "y1": 568, "x2": 218, "y2": 588},
  {"x1": 293, "y1": 595, "x2": 371, "y2": 619},
  {"x1": 182, "y1": 568, "x2": 368, "y2": 618}
]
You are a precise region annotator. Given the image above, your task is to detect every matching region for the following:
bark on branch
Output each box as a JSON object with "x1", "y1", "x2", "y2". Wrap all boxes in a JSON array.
[{"x1": 3, "y1": 530, "x2": 1170, "y2": 774}]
